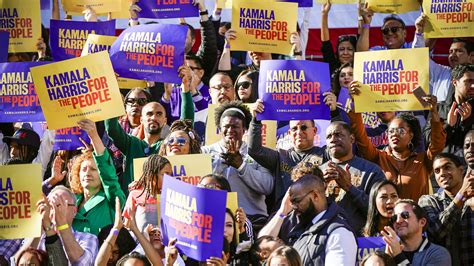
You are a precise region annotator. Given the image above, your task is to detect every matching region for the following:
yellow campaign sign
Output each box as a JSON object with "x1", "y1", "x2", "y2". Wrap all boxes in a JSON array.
[
  {"x1": 134, "y1": 154, "x2": 213, "y2": 185},
  {"x1": 31, "y1": 51, "x2": 126, "y2": 130},
  {"x1": 217, "y1": 0, "x2": 233, "y2": 8},
  {"x1": 353, "y1": 48, "x2": 429, "y2": 112},
  {"x1": 316, "y1": 0, "x2": 356, "y2": 3},
  {"x1": 230, "y1": 0, "x2": 298, "y2": 55},
  {"x1": 423, "y1": 0, "x2": 474, "y2": 38},
  {"x1": 0, "y1": 164, "x2": 42, "y2": 239},
  {"x1": 111, "y1": 0, "x2": 132, "y2": 19},
  {"x1": 205, "y1": 104, "x2": 221, "y2": 146},
  {"x1": 0, "y1": 0, "x2": 41, "y2": 53},
  {"x1": 81, "y1": 34, "x2": 147, "y2": 89},
  {"x1": 206, "y1": 104, "x2": 277, "y2": 148},
  {"x1": 366, "y1": 0, "x2": 419, "y2": 13},
  {"x1": 62, "y1": 0, "x2": 120, "y2": 14}
]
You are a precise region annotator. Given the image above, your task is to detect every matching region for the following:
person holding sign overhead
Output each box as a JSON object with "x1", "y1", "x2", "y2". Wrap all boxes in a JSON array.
[
  {"x1": 348, "y1": 82, "x2": 446, "y2": 201},
  {"x1": 69, "y1": 119, "x2": 126, "y2": 236},
  {"x1": 105, "y1": 65, "x2": 195, "y2": 194},
  {"x1": 201, "y1": 101, "x2": 274, "y2": 230}
]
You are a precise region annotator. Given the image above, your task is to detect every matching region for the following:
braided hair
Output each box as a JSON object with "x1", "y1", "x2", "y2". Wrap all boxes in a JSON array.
[
  {"x1": 159, "y1": 119, "x2": 201, "y2": 155},
  {"x1": 134, "y1": 154, "x2": 171, "y2": 200}
]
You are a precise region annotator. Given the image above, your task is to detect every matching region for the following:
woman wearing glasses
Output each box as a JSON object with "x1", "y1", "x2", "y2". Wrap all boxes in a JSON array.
[
  {"x1": 120, "y1": 88, "x2": 153, "y2": 136},
  {"x1": 348, "y1": 83, "x2": 446, "y2": 201},
  {"x1": 235, "y1": 70, "x2": 259, "y2": 104},
  {"x1": 158, "y1": 120, "x2": 201, "y2": 156},
  {"x1": 321, "y1": 0, "x2": 357, "y2": 74},
  {"x1": 362, "y1": 180, "x2": 400, "y2": 236}
]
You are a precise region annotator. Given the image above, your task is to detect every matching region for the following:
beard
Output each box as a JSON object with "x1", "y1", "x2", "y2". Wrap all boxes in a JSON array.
[
  {"x1": 146, "y1": 125, "x2": 162, "y2": 135},
  {"x1": 297, "y1": 202, "x2": 317, "y2": 225}
]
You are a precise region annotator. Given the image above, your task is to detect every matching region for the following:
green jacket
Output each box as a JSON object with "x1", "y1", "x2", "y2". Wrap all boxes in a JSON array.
[
  {"x1": 105, "y1": 92, "x2": 194, "y2": 194},
  {"x1": 72, "y1": 150, "x2": 126, "y2": 236}
]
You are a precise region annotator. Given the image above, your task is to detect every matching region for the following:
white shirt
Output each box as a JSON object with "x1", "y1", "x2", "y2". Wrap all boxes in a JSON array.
[{"x1": 312, "y1": 211, "x2": 358, "y2": 266}]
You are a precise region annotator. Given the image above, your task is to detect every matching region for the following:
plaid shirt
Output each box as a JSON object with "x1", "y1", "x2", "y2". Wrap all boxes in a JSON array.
[
  {"x1": 418, "y1": 191, "x2": 473, "y2": 265},
  {"x1": 0, "y1": 239, "x2": 22, "y2": 260}
]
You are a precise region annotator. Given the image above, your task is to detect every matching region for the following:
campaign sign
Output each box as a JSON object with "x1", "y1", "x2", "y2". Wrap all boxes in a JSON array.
[
  {"x1": 50, "y1": 19, "x2": 115, "y2": 61},
  {"x1": 54, "y1": 126, "x2": 90, "y2": 150},
  {"x1": 30, "y1": 51, "x2": 125, "y2": 130},
  {"x1": 0, "y1": 31, "x2": 8, "y2": 62},
  {"x1": 0, "y1": 62, "x2": 48, "y2": 122},
  {"x1": 338, "y1": 87, "x2": 381, "y2": 129},
  {"x1": 161, "y1": 175, "x2": 227, "y2": 261},
  {"x1": 257, "y1": 60, "x2": 331, "y2": 120},
  {"x1": 137, "y1": 0, "x2": 199, "y2": 19},
  {"x1": 40, "y1": 0, "x2": 50, "y2": 10},
  {"x1": 0, "y1": 164, "x2": 42, "y2": 239},
  {"x1": 357, "y1": 237, "x2": 386, "y2": 261},
  {"x1": 283, "y1": 0, "x2": 313, "y2": 7},
  {"x1": 110, "y1": 24, "x2": 187, "y2": 83},
  {"x1": 366, "y1": 0, "x2": 419, "y2": 13},
  {"x1": 0, "y1": 0, "x2": 41, "y2": 53},
  {"x1": 62, "y1": 0, "x2": 120, "y2": 14},
  {"x1": 231, "y1": 0, "x2": 298, "y2": 55},
  {"x1": 81, "y1": 34, "x2": 147, "y2": 89},
  {"x1": 424, "y1": 0, "x2": 474, "y2": 38},
  {"x1": 353, "y1": 48, "x2": 430, "y2": 112}
]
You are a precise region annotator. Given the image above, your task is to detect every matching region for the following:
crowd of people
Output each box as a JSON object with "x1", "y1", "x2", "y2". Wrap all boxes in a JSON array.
[{"x1": 0, "y1": 0, "x2": 473, "y2": 265}]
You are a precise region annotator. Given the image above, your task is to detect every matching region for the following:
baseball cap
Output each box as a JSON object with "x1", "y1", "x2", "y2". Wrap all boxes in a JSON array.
[{"x1": 3, "y1": 128, "x2": 40, "y2": 148}]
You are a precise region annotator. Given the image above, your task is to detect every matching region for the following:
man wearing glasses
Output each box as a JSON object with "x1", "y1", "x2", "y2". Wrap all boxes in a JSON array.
[
  {"x1": 357, "y1": 14, "x2": 412, "y2": 52},
  {"x1": 208, "y1": 72, "x2": 236, "y2": 105},
  {"x1": 381, "y1": 199, "x2": 451, "y2": 265},
  {"x1": 259, "y1": 174, "x2": 357, "y2": 265}
]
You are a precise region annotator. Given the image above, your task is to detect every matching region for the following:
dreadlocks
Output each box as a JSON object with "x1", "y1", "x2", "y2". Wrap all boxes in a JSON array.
[{"x1": 134, "y1": 154, "x2": 171, "y2": 200}]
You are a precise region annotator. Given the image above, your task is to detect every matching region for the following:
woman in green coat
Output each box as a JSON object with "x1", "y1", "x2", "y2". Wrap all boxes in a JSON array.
[{"x1": 69, "y1": 119, "x2": 126, "y2": 236}]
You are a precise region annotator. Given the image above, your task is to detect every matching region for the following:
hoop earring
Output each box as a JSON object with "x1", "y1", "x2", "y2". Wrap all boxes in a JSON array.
[{"x1": 408, "y1": 141, "x2": 414, "y2": 151}]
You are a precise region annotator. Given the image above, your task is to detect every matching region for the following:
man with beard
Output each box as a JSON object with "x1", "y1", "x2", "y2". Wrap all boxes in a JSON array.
[
  {"x1": 381, "y1": 199, "x2": 451, "y2": 265},
  {"x1": 259, "y1": 174, "x2": 357, "y2": 265},
  {"x1": 201, "y1": 101, "x2": 274, "y2": 230},
  {"x1": 418, "y1": 152, "x2": 474, "y2": 265},
  {"x1": 319, "y1": 121, "x2": 385, "y2": 235}
]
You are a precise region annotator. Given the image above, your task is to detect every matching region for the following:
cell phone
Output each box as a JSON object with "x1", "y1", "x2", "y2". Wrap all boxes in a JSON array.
[{"x1": 413, "y1": 86, "x2": 430, "y2": 108}]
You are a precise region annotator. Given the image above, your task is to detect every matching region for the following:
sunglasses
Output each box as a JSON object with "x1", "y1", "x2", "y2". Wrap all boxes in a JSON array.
[
  {"x1": 290, "y1": 125, "x2": 309, "y2": 132},
  {"x1": 125, "y1": 98, "x2": 148, "y2": 106},
  {"x1": 211, "y1": 84, "x2": 233, "y2": 91},
  {"x1": 381, "y1": 26, "x2": 403, "y2": 35},
  {"x1": 166, "y1": 136, "x2": 188, "y2": 146},
  {"x1": 387, "y1": 127, "x2": 407, "y2": 136},
  {"x1": 390, "y1": 210, "x2": 410, "y2": 224},
  {"x1": 237, "y1": 81, "x2": 252, "y2": 90}
]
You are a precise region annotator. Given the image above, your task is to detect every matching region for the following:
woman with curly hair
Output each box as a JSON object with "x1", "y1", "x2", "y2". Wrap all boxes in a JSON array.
[
  {"x1": 348, "y1": 82, "x2": 446, "y2": 201},
  {"x1": 69, "y1": 119, "x2": 126, "y2": 236},
  {"x1": 158, "y1": 119, "x2": 201, "y2": 156}
]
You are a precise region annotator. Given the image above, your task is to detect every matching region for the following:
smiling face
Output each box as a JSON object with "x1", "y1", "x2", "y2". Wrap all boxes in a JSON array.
[
  {"x1": 388, "y1": 118, "x2": 413, "y2": 152},
  {"x1": 149, "y1": 227, "x2": 163, "y2": 250},
  {"x1": 80, "y1": 159, "x2": 101, "y2": 191},
  {"x1": 375, "y1": 184, "x2": 399, "y2": 219},
  {"x1": 392, "y1": 203, "x2": 425, "y2": 241},
  {"x1": 165, "y1": 130, "x2": 191, "y2": 156},
  {"x1": 337, "y1": 41, "x2": 355, "y2": 65},
  {"x1": 220, "y1": 116, "x2": 245, "y2": 143},
  {"x1": 289, "y1": 120, "x2": 316, "y2": 151},
  {"x1": 338, "y1": 66, "x2": 353, "y2": 89},
  {"x1": 433, "y1": 157, "x2": 464, "y2": 192},
  {"x1": 381, "y1": 19, "x2": 406, "y2": 49}
]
